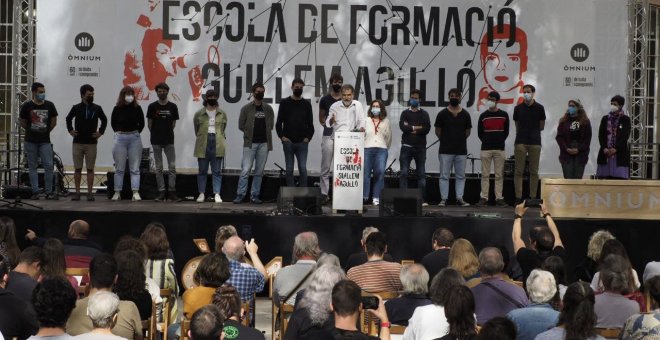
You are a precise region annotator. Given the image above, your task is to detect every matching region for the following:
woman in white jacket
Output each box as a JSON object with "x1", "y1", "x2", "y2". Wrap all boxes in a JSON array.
[{"x1": 363, "y1": 99, "x2": 392, "y2": 206}]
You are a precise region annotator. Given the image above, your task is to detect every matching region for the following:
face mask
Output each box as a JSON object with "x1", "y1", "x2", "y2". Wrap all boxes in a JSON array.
[
  {"x1": 125, "y1": 95, "x2": 134, "y2": 103},
  {"x1": 206, "y1": 99, "x2": 218, "y2": 107},
  {"x1": 332, "y1": 84, "x2": 342, "y2": 92},
  {"x1": 254, "y1": 93, "x2": 264, "y2": 100},
  {"x1": 568, "y1": 106, "x2": 578, "y2": 116},
  {"x1": 371, "y1": 108, "x2": 381, "y2": 116},
  {"x1": 523, "y1": 93, "x2": 533, "y2": 102},
  {"x1": 449, "y1": 98, "x2": 460, "y2": 107},
  {"x1": 610, "y1": 104, "x2": 619, "y2": 113},
  {"x1": 36, "y1": 93, "x2": 46, "y2": 101},
  {"x1": 342, "y1": 100, "x2": 352, "y2": 107},
  {"x1": 86, "y1": 96, "x2": 94, "y2": 104},
  {"x1": 409, "y1": 99, "x2": 419, "y2": 108},
  {"x1": 157, "y1": 93, "x2": 168, "y2": 101},
  {"x1": 486, "y1": 100, "x2": 496, "y2": 109},
  {"x1": 293, "y1": 88, "x2": 303, "y2": 97}
]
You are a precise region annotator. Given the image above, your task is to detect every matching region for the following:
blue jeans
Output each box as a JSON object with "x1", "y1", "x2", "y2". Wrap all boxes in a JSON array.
[
  {"x1": 236, "y1": 143, "x2": 269, "y2": 200},
  {"x1": 364, "y1": 147, "x2": 388, "y2": 200},
  {"x1": 24, "y1": 142, "x2": 54, "y2": 194},
  {"x1": 197, "y1": 134, "x2": 223, "y2": 194},
  {"x1": 439, "y1": 154, "x2": 467, "y2": 200},
  {"x1": 399, "y1": 145, "x2": 426, "y2": 200},
  {"x1": 112, "y1": 132, "x2": 142, "y2": 191},
  {"x1": 283, "y1": 141, "x2": 308, "y2": 187}
]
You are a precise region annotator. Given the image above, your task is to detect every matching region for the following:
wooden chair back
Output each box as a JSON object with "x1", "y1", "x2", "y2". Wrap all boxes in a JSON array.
[
  {"x1": 158, "y1": 288, "x2": 173, "y2": 340},
  {"x1": 595, "y1": 328, "x2": 622, "y2": 339},
  {"x1": 65, "y1": 267, "x2": 90, "y2": 297},
  {"x1": 142, "y1": 300, "x2": 157, "y2": 340},
  {"x1": 266, "y1": 256, "x2": 283, "y2": 298},
  {"x1": 400, "y1": 260, "x2": 415, "y2": 265},
  {"x1": 513, "y1": 280, "x2": 524, "y2": 289},
  {"x1": 242, "y1": 301, "x2": 251, "y2": 327},
  {"x1": 360, "y1": 291, "x2": 400, "y2": 335},
  {"x1": 275, "y1": 303, "x2": 295, "y2": 340},
  {"x1": 180, "y1": 318, "x2": 191, "y2": 340}
]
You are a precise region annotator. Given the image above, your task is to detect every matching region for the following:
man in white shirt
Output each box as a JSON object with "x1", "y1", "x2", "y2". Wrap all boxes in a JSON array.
[{"x1": 326, "y1": 84, "x2": 366, "y2": 135}]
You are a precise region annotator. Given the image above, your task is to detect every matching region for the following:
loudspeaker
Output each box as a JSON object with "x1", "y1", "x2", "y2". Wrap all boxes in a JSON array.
[
  {"x1": 379, "y1": 188, "x2": 422, "y2": 217},
  {"x1": 277, "y1": 187, "x2": 322, "y2": 215}
]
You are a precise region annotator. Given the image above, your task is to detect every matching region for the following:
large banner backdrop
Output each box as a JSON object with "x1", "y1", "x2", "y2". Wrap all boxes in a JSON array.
[{"x1": 36, "y1": 0, "x2": 627, "y2": 175}]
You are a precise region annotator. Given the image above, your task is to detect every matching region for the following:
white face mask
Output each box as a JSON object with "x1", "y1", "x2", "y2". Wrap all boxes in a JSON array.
[
  {"x1": 125, "y1": 95, "x2": 135, "y2": 104},
  {"x1": 610, "y1": 104, "x2": 619, "y2": 113},
  {"x1": 486, "y1": 100, "x2": 497, "y2": 109},
  {"x1": 523, "y1": 93, "x2": 533, "y2": 102}
]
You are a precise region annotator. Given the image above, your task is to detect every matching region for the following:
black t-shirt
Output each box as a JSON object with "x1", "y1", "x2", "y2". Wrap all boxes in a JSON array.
[
  {"x1": 6, "y1": 271, "x2": 38, "y2": 303},
  {"x1": 513, "y1": 101, "x2": 546, "y2": 145},
  {"x1": 252, "y1": 105, "x2": 268, "y2": 143},
  {"x1": 319, "y1": 95, "x2": 341, "y2": 136},
  {"x1": 223, "y1": 319, "x2": 265, "y2": 340},
  {"x1": 147, "y1": 101, "x2": 179, "y2": 145},
  {"x1": 434, "y1": 108, "x2": 472, "y2": 155},
  {"x1": 421, "y1": 249, "x2": 450, "y2": 284},
  {"x1": 19, "y1": 100, "x2": 58, "y2": 143},
  {"x1": 332, "y1": 329, "x2": 380, "y2": 340},
  {"x1": 568, "y1": 117, "x2": 582, "y2": 148},
  {"x1": 516, "y1": 246, "x2": 567, "y2": 281}
]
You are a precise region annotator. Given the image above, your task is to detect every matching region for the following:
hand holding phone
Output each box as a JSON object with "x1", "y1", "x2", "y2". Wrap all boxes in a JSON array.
[{"x1": 524, "y1": 199, "x2": 544, "y2": 208}]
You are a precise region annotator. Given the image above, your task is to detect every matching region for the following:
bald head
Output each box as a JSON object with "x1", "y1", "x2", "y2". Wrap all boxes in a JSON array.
[
  {"x1": 222, "y1": 236, "x2": 245, "y2": 261},
  {"x1": 68, "y1": 220, "x2": 90, "y2": 239},
  {"x1": 479, "y1": 247, "x2": 505, "y2": 276}
]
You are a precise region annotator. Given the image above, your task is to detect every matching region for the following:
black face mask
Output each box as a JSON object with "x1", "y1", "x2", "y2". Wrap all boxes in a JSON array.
[
  {"x1": 449, "y1": 98, "x2": 460, "y2": 107},
  {"x1": 157, "y1": 93, "x2": 168, "y2": 101},
  {"x1": 254, "y1": 93, "x2": 264, "y2": 100},
  {"x1": 85, "y1": 96, "x2": 94, "y2": 104},
  {"x1": 332, "y1": 84, "x2": 342, "y2": 92},
  {"x1": 293, "y1": 88, "x2": 303, "y2": 97},
  {"x1": 205, "y1": 99, "x2": 218, "y2": 107}
]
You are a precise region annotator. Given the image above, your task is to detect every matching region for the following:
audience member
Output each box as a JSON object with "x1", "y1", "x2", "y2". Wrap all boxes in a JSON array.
[
  {"x1": 183, "y1": 252, "x2": 231, "y2": 318},
  {"x1": 594, "y1": 254, "x2": 640, "y2": 328},
  {"x1": 405, "y1": 268, "x2": 465, "y2": 339},
  {"x1": 214, "y1": 225, "x2": 238, "y2": 253},
  {"x1": 421, "y1": 227, "x2": 454, "y2": 282},
  {"x1": 448, "y1": 238, "x2": 480, "y2": 280},
  {"x1": 496, "y1": 244, "x2": 523, "y2": 282},
  {"x1": 345, "y1": 226, "x2": 394, "y2": 272},
  {"x1": 140, "y1": 222, "x2": 179, "y2": 322},
  {"x1": 26, "y1": 220, "x2": 102, "y2": 269},
  {"x1": 223, "y1": 236, "x2": 267, "y2": 303},
  {"x1": 66, "y1": 254, "x2": 142, "y2": 339},
  {"x1": 0, "y1": 254, "x2": 38, "y2": 340},
  {"x1": 476, "y1": 317, "x2": 517, "y2": 340},
  {"x1": 506, "y1": 269, "x2": 558, "y2": 340},
  {"x1": 621, "y1": 276, "x2": 660, "y2": 339},
  {"x1": 575, "y1": 230, "x2": 615, "y2": 283},
  {"x1": 113, "y1": 236, "x2": 163, "y2": 306},
  {"x1": 590, "y1": 239, "x2": 640, "y2": 293},
  {"x1": 347, "y1": 232, "x2": 402, "y2": 293},
  {"x1": 7, "y1": 246, "x2": 43, "y2": 303},
  {"x1": 284, "y1": 264, "x2": 346, "y2": 340},
  {"x1": 471, "y1": 247, "x2": 528, "y2": 325},
  {"x1": 213, "y1": 286, "x2": 265, "y2": 340},
  {"x1": 438, "y1": 285, "x2": 477, "y2": 340},
  {"x1": 0, "y1": 216, "x2": 20, "y2": 268},
  {"x1": 541, "y1": 256, "x2": 567, "y2": 299},
  {"x1": 41, "y1": 238, "x2": 79, "y2": 290},
  {"x1": 29, "y1": 277, "x2": 78, "y2": 340},
  {"x1": 384, "y1": 264, "x2": 432, "y2": 326},
  {"x1": 74, "y1": 291, "x2": 125, "y2": 340},
  {"x1": 644, "y1": 260, "x2": 660, "y2": 283},
  {"x1": 190, "y1": 305, "x2": 226, "y2": 340},
  {"x1": 535, "y1": 282, "x2": 605, "y2": 340},
  {"x1": 512, "y1": 202, "x2": 566, "y2": 281},
  {"x1": 113, "y1": 250, "x2": 153, "y2": 320},
  {"x1": 274, "y1": 231, "x2": 321, "y2": 307}
]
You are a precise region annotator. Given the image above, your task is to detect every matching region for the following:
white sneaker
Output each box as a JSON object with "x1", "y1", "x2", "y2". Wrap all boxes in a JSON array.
[
  {"x1": 438, "y1": 200, "x2": 446, "y2": 207},
  {"x1": 214, "y1": 193, "x2": 222, "y2": 203},
  {"x1": 373, "y1": 198, "x2": 380, "y2": 206},
  {"x1": 196, "y1": 193, "x2": 205, "y2": 203},
  {"x1": 422, "y1": 202, "x2": 429, "y2": 207},
  {"x1": 132, "y1": 192, "x2": 142, "y2": 201},
  {"x1": 111, "y1": 192, "x2": 121, "y2": 201}
]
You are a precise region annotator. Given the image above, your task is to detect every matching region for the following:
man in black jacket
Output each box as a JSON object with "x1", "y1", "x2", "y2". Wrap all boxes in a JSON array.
[{"x1": 398, "y1": 89, "x2": 431, "y2": 205}]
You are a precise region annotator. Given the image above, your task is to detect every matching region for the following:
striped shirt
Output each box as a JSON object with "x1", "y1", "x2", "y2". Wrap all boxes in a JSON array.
[{"x1": 347, "y1": 260, "x2": 403, "y2": 293}]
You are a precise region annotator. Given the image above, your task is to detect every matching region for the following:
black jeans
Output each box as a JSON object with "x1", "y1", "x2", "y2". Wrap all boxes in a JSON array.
[{"x1": 399, "y1": 145, "x2": 426, "y2": 200}]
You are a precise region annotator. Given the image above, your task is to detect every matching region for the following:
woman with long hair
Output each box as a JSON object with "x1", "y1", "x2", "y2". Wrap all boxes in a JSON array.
[
  {"x1": 438, "y1": 285, "x2": 477, "y2": 340},
  {"x1": 0, "y1": 216, "x2": 20, "y2": 268},
  {"x1": 590, "y1": 239, "x2": 640, "y2": 293},
  {"x1": 448, "y1": 238, "x2": 480, "y2": 280},
  {"x1": 363, "y1": 99, "x2": 392, "y2": 206},
  {"x1": 596, "y1": 95, "x2": 631, "y2": 179},
  {"x1": 114, "y1": 250, "x2": 152, "y2": 320},
  {"x1": 41, "y1": 238, "x2": 79, "y2": 291},
  {"x1": 140, "y1": 222, "x2": 179, "y2": 323},
  {"x1": 110, "y1": 86, "x2": 145, "y2": 201},
  {"x1": 555, "y1": 98, "x2": 592, "y2": 179},
  {"x1": 535, "y1": 281, "x2": 605, "y2": 339},
  {"x1": 575, "y1": 230, "x2": 616, "y2": 283}
]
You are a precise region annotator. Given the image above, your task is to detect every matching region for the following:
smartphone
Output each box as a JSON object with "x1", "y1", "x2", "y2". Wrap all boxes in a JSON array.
[
  {"x1": 525, "y1": 199, "x2": 544, "y2": 207},
  {"x1": 361, "y1": 296, "x2": 379, "y2": 310},
  {"x1": 241, "y1": 225, "x2": 253, "y2": 241}
]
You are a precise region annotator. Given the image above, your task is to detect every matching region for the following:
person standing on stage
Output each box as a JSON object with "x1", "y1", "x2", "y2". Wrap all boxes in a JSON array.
[
  {"x1": 110, "y1": 86, "x2": 145, "y2": 201},
  {"x1": 147, "y1": 82, "x2": 180, "y2": 202},
  {"x1": 596, "y1": 95, "x2": 630, "y2": 179},
  {"x1": 435, "y1": 88, "x2": 472, "y2": 207},
  {"x1": 20, "y1": 82, "x2": 59, "y2": 200},
  {"x1": 326, "y1": 84, "x2": 366, "y2": 135},
  {"x1": 399, "y1": 89, "x2": 431, "y2": 205},
  {"x1": 513, "y1": 84, "x2": 546, "y2": 203},
  {"x1": 318, "y1": 73, "x2": 343, "y2": 205},
  {"x1": 476, "y1": 91, "x2": 509, "y2": 207},
  {"x1": 193, "y1": 90, "x2": 227, "y2": 203},
  {"x1": 276, "y1": 78, "x2": 315, "y2": 187},
  {"x1": 363, "y1": 100, "x2": 392, "y2": 206},
  {"x1": 65, "y1": 84, "x2": 107, "y2": 202},
  {"x1": 234, "y1": 83, "x2": 274, "y2": 204},
  {"x1": 555, "y1": 98, "x2": 592, "y2": 179}
]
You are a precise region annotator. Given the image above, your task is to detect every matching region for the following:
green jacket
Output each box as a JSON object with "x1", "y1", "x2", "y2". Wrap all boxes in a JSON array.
[
  {"x1": 193, "y1": 107, "x2": 228, "y2": 158},
  {"x1": 238, "y1": 101, "x2": 275, "y2": 151}
]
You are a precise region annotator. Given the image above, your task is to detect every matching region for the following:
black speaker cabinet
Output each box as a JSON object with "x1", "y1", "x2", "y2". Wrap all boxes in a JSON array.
[
  {"x1": 277, "y1": 187, "x2": 322, "y2": 215},
  {"x1": 379, "y1": 188, "x2": 422, "y2": 217}
]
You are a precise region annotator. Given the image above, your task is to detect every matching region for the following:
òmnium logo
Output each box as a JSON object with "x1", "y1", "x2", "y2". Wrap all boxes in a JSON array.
[
  {"x1": 74, "y1": 32, "x2": 94, "y2": 52},
  {"x1": 570, "y1": 43, "x2": 589, "y2": 62}
]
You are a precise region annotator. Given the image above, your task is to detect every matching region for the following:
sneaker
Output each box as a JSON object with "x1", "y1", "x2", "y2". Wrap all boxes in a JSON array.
[
  {"x1": 46, "y1": 193, "x2": 59, "y2": 200},
  {"x1": 87, "y1": 194, "x2": 95, "y2": 201},
  {"x1": 438, "y1": 200, "x2": 446, "y2": 207},
  {"x1": 111, "y1": 192, "x2": 121, "y2": 201},
  {"x1": 233, "y1": 196, "x2": 244, "y2": 204},
  {"x1": 372, "y1": 198, "x2": 380, "y2": 206},
  {"x1": 422, "y1": 202, "x2": 429, "y2": 207},
  {"x1": 196, "y1": 193, "x2": 205, "y2": 203},
  {"x1": 495, "y1": 199, "x2": 508, "y2": 207},
  {"x1": 154, "y1": 191, "x2": 166, "y2": 202},
  {"x1": 456, "y1": 198, "x2": 470, "y2": 207},
  {"x1": 132, "y1": 192, "x2": 142, "y2": 201},
  {"x1": 476, "y1": 198, "x2": 488, "y2": 207},
  {"x1": 168, "y1": 192, "x2": 181, "y2": 202},
  {"x1": 363, "y1": 198, "x2": 370, "y2": 205},
  {"x1": 251, "y1": 198, "x2": 263, "y2": 204},
  {"x1": 71, "y1": 193, "x2": 81, "y2": 201},
  {"x1": 30, "y1": 193, "x2": 40, "y2": 200},
  {"x1": 214, "y1": 193, "x2": 222, "y2": 203},
  {"x1": 321, "y1": 195, "x2": 330, "y2": 205}
]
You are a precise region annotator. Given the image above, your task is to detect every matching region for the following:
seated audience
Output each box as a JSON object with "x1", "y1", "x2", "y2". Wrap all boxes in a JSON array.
[
  {"x1": 183, "y1": 252, "x2": 231, "y2": 318},
  {"x1": 448, "y1": 238, "x2": 480, "y2": 280},
  {"x1": 190, "y1": 305, "x2": 226, "y2": 340},
  {"x1": 41, "y1": 238, "x2": 79, "y2": 290},
  {"x1": 590, "y1": 239, "x2": 640, "y2": 293},
  {"x1": 113, "y1": 236, "x2": 163, "y2": 311},
  {"x1": 512, "y1": 202, "x2": 566, "y2": 281},
  {"x1": 347, "y1": 231, "x2": 402, "y2": 293},
  {"x1": 471, "y1": 247, "x2": 528, "y2": 325},
  {"x1": 405, "y1": 268, "x2": 465, "y2": 339},
  {"x1": 345, "y1": 226, "x2": 394, "y2": 272},
  {"x1": 541, "y1": 256, "x2": 567, "y2": 300},
  {"x1": 0, "y1": 254, "x2": 38, "y2": 340},
  {"x1": 29, "y1": 277, "x2": 78, "y2": 340},
  {"x1": 384, "y1": 264, "x2": 432, "y2": 326},
  {"x1": 421, "y1": 227, "x2": 454, "y2": 282},
  {"x1": 495, "y1": 244, "x2": 523, "y2": 282},
  {"x1": 644, "y1": 260, "x2": 660, "y2": 283},
  {"x1": 594, "y1": 254, "x2": 640, "y2": 328},
  {"x1": 7, "y1": 246, "x2": 43, "y2": 303},
  {"x1": 213, "y1": 286, "x2": 265, "y2": 340},
  {"x1": 274, "y1": 231, "x2": 321, "y2": 307},
  {"x1": 113, "y1": 250, "x2": 153, "y2": 320},
  {"x1": 621, "y1": 276, "x2": 660, "y2": 339},
  {"x1": 476, "y1": 317, "x2": 517, "y2": 340},
  {"x1": 437, "y1": 285, "x2": 478, "y2": 340},
  {"x1": 140, "y1": 222, "x2": 179, "y2": 322},
  {"x1": 575, "y1": 230, "x2": 615, "y2": 283},
  {"x1": 214, "y1": 225, "x2": 238, "y2": 253},
  {"x1": 26, "y1": 220, "x2": 102, "y2": 269},
  {"x1": 535, "y1": 281, "x2": 605, "y2": 340},
  {"x1": 284, "y1": 264, "x2": 345, "y2": 340},
  {"x1": 0, "y1": 216, "x2": 21, "y2": 268},
  {"x1": 506, "y1": 269, "x2": 559, "y2": 340},
  {"x1": 74, "y1": 291, "x2": 125, "y2": 340},
  {"x1": 67, "y1": 254, "x2": 142, "y2": 339},
  {"x1": 223, "y1": 236, "x2": 267, "y2": 303}
]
